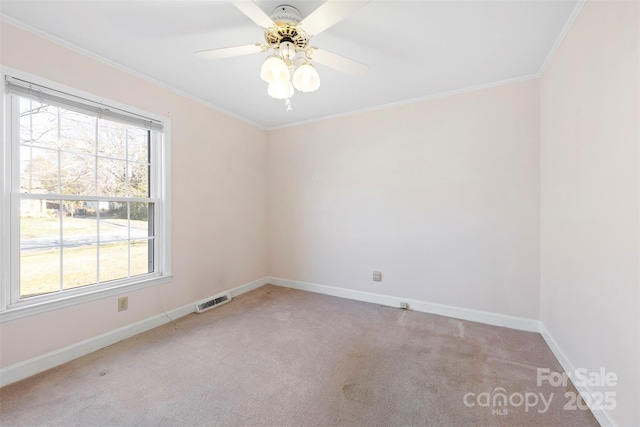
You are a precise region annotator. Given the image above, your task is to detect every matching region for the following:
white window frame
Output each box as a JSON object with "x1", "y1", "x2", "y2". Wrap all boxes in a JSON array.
[{"x1": 0, "y1": 67, "x2": 172, "y2": 322}]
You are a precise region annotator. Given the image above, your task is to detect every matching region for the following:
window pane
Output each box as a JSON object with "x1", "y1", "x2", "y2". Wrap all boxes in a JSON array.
[
  {"x1": 20, "y1": 200, "x2": 62, "y2": 298},
  {"x1": 20, "y1": 99, "x2": 58, "y2": 148},
  {"x1": 59, "y1": 110, "x2": 96, "y2": 154},
  {"x1": 60, "y1": 152, "x2": 95, "y2": 195},
  {"x1": 21, "y1": 247, "x2": 60, "y2": 297},
  {"x1": 99, "y1": 202, "x2": 129, "y2": 242},
  {"x1": 127, "y1": 127, "x2": 148, "y2": 163},
  {"x1": 20, "y1": 200, "x2": 60, "y2": 245},
  {"x1": 97, "y1": 157, "x2": 126, "y2": 197},
  {"x1": 128, "y1": 162, "x2": 149, "y2": 197},
  {"x1": 19, "y1": 146, "x2": 32, "y2": 193},
  {"x1": 130, "y1": 239, "x2": 152, "y2": 276},
  {"x1": 72, "y1": 200, "x2": 97, "y2": 219},
  {"x1": 62, "y1": 244, "x2": 97, "y2": 290},
  {"x1": 62, "y1": 201, "x2": 97, "y2": 242},
  {"x1": 130, "y1": 202, "x2": 151, "y2": 238},
  {"x1": 19, "y1": 98, "x2": 32, "y2": 145},
  {"x1": 22, "y1": 147, "x2": 58, "y2": 194},
  {"x1": 99, "y1": 241, "x2": 129, "y2": 283},
  {"x1": 98, "y1": 119, "x2": 126, "y2": 159}
]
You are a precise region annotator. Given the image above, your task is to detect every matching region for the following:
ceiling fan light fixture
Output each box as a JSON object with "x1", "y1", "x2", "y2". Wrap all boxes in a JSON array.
[
  {"x1": 260, "y1": 55, "x2": 290, "y2": 84},
  {"x1": 267, "y1": 80, "x2": 294, "y2": 100},
  {"x1": 197, "y1": 1, "x2": 371, "y2": 110},
  {"x1": 292, "y1": 62, "x2": 320, "y2": 93}
]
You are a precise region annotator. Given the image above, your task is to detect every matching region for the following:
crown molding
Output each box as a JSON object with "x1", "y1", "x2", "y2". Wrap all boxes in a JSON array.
[
  {"x1": 268, "y1": 74, "x2": 540, "y2": 131},
  {"x1": 536, "y1": 0, "x2": 586, "y2": 77}
]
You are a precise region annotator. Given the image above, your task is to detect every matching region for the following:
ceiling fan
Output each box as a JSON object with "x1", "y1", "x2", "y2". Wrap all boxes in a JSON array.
[{"x1": 196, "y1": 1, "x2": 370, "y2": 111}]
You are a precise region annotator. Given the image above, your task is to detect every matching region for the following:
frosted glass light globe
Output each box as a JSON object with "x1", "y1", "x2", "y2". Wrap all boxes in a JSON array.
[
  {"x1": 292, "y1": 63, "x2": 320, "y2": 92},
  {"x1": 260, "y1": 56, "x2": 290, "y2": 84},
  {"x1": 267, "y1": 81, "x2": 294, "y2": 100}
]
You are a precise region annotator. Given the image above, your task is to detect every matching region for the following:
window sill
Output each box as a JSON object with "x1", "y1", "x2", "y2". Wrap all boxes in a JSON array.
[{"x1": 0, "y1": 275, "x2": 173, "y2": 323}]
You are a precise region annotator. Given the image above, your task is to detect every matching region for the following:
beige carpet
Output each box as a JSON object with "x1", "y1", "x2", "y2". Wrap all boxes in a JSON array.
[{"x1": 0, "y1": 285, "x2": 598, "y2": 426}]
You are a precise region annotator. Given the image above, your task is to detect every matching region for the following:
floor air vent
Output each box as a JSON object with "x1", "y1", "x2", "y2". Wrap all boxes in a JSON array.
[{"x1": 196, "y1": 293, "x2": 231, "y2": 313}]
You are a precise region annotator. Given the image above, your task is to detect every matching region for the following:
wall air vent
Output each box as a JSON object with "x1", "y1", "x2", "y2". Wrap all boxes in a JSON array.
[{"x1": 196, "y1": 293, "x2": 231, "y2": 313}]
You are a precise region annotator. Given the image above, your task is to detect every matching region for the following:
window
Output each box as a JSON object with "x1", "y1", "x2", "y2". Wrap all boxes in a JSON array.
[{"x1": 1, "y1": 73, "x2": 171, "y2": 318}]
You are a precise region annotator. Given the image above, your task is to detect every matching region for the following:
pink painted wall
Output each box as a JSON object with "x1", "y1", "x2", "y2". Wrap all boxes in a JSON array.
[
  {"x1": 268, "y1": 79, "x2": 541, "y2": 319},
  {"x1": 0, "y1": 22, "x2": 269, "y2": 368},
  {"x1": 540, "y1": 1, "x2": 639, "y2": 425}
]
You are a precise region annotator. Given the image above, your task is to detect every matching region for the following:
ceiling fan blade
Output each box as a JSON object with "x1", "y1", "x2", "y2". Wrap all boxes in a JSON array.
[
  {"x1": 310, "y1": 48, "x2": 369, "y2": 77},
  {"x1": 232, "y1": 1, "x2": 275, "y2": 28},
  {"x1": 299, "y1": 0, "x2": 371, "y2": 36},
  {"x1": 195, "y1": 44, "x2": 263, "y2": 60}
]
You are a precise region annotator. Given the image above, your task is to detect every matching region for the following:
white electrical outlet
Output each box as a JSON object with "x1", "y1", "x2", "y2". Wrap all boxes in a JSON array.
[
  {"x1": 373, "y1": 271, "x2": 382, "y2": 282},
  {"x1": 118, "y1": 296, "x2": 128, "y2": 312}
]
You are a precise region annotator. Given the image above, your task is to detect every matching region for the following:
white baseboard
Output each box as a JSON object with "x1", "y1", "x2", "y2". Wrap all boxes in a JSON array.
[
  {"x1": 0, "y1": 303, "x2": 194, "y2": 388},
  {"x1": 267, "y1": 277, "x2": 540, "y2": 332},
  {"x1": 227, "y1": 276, "x2": 269, "y2": 299},
  {"x1": 539, "y1": 323, "x2": 617, "y2": 427},
  {"x1": 0, "y1": 276, "x2": 269, "y2": 388}
]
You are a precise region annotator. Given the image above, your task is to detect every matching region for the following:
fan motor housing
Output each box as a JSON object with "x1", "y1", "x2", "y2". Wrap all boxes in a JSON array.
[
  {"x1": 271, "y1": 5, "x2": 301, "y2": 25},
  {"x1": 264, "y1": 5, "x2": 309, "y2": 51}
]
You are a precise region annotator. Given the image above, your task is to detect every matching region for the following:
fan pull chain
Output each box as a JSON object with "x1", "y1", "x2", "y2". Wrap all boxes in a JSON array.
[{"x1": 286, "y1": 98, "x2": 292, "y2": 112}]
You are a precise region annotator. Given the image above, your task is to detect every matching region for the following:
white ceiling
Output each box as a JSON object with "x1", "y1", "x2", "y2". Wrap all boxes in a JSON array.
[{"x1": 0, "y1": 1, "x2": 579, "y2": 129}]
